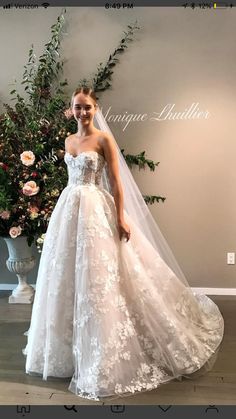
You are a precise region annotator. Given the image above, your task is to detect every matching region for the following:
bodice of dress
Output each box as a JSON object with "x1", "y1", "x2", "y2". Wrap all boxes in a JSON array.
[{"x1": 64, "y1": 151, "x2": 106, "y2": 187}]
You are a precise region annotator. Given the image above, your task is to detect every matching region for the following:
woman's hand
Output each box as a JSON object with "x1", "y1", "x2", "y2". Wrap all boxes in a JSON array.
[{"x1": 117, "y1": 219, "x2": 131, "y2": 242}]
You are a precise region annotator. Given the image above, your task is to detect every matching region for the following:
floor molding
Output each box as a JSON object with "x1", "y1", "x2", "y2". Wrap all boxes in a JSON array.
[
  {"x1": 1, "y1": 284, "x2": 236, "y2": 295},
  {"x1": 193, "y1": 287, "x2": 236, "y2": 295},
  {"x1": 0, "y1": 284, "x2": 36, "y2": 291}
]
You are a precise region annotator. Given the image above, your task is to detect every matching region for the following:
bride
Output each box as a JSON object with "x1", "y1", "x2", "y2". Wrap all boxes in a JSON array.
[{"x1": 23, "y1": 86, "x2": 224, "y2": 402}]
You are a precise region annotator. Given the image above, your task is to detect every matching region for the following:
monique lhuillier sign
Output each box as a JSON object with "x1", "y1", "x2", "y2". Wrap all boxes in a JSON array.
[{"x1": 100, "y1": 103, "x2": 210, "y2": 131}]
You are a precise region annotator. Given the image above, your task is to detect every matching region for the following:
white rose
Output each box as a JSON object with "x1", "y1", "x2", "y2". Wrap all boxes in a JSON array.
[{"x1": 20, "y1": 151, "x2": 35, "y2": 167}]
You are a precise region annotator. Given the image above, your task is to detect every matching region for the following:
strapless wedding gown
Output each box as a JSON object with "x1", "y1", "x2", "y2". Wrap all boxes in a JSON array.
[{"x1": 23, "y1": 150, "x2": 224, "y2": 401}]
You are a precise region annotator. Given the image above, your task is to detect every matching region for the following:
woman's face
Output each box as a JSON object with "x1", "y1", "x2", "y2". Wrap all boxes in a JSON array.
[{"x1": 72, "y1": 93, "x2": 97, "y2": 126}]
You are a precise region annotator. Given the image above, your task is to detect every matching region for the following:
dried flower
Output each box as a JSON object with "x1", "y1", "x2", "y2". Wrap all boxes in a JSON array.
[
  {"x1": 64, "y1": 108, "x2": 73, "y2": 119},
  {"x1": 0, "y1": 210, "x2": 11, "y2": 220}
]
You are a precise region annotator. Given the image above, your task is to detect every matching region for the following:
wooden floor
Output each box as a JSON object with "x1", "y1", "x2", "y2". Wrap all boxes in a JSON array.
[{"x1": 0, "y1": 291, "x2": 236, "y2": 405}]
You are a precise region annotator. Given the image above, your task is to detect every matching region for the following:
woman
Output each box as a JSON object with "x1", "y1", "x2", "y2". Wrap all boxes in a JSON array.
[{"x1": 24, "y1": 86, "x2": 224, "y2": 402}]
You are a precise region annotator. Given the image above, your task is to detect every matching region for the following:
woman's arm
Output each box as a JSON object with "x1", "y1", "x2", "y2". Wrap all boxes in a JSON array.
[
  {"x1": 102, "y1": 133, "x2": 130, "y2": 241},
  {"x1": 102, "y1": 133, "x2": 125, "y2": 223}
]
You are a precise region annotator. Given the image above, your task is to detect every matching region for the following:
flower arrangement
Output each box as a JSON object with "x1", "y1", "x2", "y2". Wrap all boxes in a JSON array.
[{"x1": 0, "y1": 11, "x2": 76, "y2": 252}]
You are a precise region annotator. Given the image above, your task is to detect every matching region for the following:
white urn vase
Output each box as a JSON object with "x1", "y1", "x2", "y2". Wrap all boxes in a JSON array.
[{"x1": 3, "y1": 235, "x2": 36, "y2": 304}]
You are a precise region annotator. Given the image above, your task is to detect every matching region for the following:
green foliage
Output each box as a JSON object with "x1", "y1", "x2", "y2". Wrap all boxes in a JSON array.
[
  {"x1": 143, "y1": 195, "x2": 166, "y2": 205},
  {"x1": 121, "y1": 149, "x2": 159, "y2": 171},
  {"x1": 121, "y1": 150, "x2": 166, "y2": 205},
  {"x1": 93, "y1": 21, "x2": 140, "y2": 93}
]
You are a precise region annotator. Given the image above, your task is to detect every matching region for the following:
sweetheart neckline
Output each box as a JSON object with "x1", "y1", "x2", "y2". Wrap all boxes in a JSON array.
[{"x1": 65, "y1": 151, "x2": 105, "y2": 160}]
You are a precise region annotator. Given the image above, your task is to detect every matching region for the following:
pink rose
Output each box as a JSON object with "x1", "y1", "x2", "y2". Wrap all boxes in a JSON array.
[
  {"x1": 0, "y1": 210, "x2": 10, "y2": 220},
  {"x1": 9, "y1": 225, "x2": 22, "y2": 238},
  {"x1": 22, "y1": 181, "x2": 39, "y2": 196}
]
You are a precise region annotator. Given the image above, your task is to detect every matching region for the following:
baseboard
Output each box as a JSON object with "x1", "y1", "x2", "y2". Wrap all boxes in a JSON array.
[
  {"x1": 192, "y1": 287, "x2": 236, "y2": 295},
  {"x1": 0, "y1": 284, "x2": 36, "y2": 290},
  {"x1": 0, "y1": 284, "x2": 236, "y2": 295}
]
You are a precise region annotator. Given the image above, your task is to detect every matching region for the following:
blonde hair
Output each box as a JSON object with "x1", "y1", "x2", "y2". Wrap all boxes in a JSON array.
[{"x1": 70, "y1": 87, "x2": 98, "y2": 108}]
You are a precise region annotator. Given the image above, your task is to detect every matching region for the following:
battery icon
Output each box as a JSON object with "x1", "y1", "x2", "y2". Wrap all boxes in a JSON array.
[{"x1": 213, "y1": 2, "x2": 228, "y2": 7}]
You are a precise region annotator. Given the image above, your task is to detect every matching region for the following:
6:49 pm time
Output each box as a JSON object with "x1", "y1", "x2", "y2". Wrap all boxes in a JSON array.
[{"x1": 105, "y1": 3, "x2": 134, "y2": 8}]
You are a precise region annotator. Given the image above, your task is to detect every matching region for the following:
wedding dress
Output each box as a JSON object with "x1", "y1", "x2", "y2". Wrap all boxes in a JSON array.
[{"x1": 23, "y1": 149, "x2": 224, "y2": 402}]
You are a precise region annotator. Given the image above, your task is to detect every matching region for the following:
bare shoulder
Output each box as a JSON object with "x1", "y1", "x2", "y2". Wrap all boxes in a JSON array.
[
  {"x1": 65, "y1": 134, "x2": 76, "y2": 143},
  {"x1": 97, "y1": 130, "x2": 109, "y2": 143},
  {"x1": 100, "y1": 131, "x2": 118, "y2": 161},
  {"x1": 100, "y1": 131, "x2": 116, "y2": 148},
  {"x1": 98, "y1": 131, "x2": 112, "y2": 154},
  {"x1": 65, "y1": 134, "x2": 76, "y2": 152}
]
